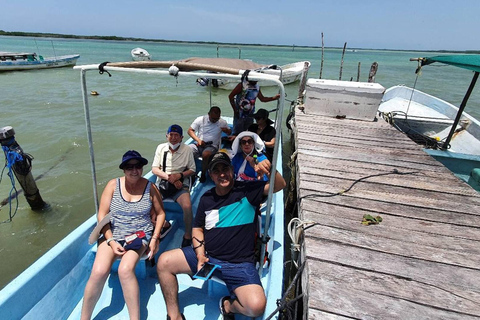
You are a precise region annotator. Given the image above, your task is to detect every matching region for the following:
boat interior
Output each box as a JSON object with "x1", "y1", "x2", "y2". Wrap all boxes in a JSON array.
[{"x1": 0, "y1": 64, "x2": 288, "y2": 320}]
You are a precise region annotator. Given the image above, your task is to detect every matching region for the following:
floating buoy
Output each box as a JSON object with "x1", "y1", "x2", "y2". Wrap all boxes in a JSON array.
[{"x1": 90, "y1": 91, "x2": 99, "y2": 96}]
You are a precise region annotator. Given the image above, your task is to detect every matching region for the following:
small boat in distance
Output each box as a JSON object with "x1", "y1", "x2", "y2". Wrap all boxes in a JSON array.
[
  {"x1": 0, "y1": 52, "x2": 80, "y2": 72},
  {"x1": 131, "y1": 47, "x2": 151, "y2": 61}
]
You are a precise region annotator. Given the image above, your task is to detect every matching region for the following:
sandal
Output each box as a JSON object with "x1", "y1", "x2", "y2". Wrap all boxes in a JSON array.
[
  {"x1": 160, "y1": 220, "x2": 172, "y2": 239},
  {"x1": 219, "y1": 296, "x2": 235, "y2": 320}
]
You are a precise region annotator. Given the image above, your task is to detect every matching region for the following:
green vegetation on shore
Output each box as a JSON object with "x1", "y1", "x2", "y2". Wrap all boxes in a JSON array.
[{"x1": 1, "y1": 30, "x2": 479, "y2": 54}]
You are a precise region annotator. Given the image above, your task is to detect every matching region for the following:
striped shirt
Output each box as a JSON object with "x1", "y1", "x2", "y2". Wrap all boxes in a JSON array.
[{"x1": 109, "y1": 178, "x2": 154, "y2": 242}]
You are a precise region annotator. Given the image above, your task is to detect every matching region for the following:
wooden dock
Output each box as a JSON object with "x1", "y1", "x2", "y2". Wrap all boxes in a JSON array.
[{"x1": 291, "y1": 110, "x2": 480, "y2": 319}]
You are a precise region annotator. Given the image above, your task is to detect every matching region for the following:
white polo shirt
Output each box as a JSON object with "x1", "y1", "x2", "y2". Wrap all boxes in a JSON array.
[{"x1": 190, "y1": 115, "x2": 229, "y2": 148}]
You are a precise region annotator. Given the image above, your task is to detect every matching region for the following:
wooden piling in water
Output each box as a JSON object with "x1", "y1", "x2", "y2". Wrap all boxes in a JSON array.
[
  {"x1": 357, "y1": 62, "x2": 361, "y2": 82},
  {"x1": 368, "y1": 62, "x2": 378, "y2": 83},
  {"x1": 319, "y1": 32, "x2": 324, "y2": 79},
  {"x1": 0, "y1": 126, "x2": 45, "y2": 210},
  {"x1": 339, "y1": 42, "x2": 346, "y2": 80}
]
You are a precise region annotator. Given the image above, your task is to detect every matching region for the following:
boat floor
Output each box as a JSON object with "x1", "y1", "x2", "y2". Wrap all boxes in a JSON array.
[{"x1": 66, "y1": 179, "x2": 254, "y2": 320}]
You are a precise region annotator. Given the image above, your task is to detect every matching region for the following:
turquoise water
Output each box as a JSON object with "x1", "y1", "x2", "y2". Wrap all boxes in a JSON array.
[{"x1": 1, "y1": 36, "x2": 479, "y2": 289}]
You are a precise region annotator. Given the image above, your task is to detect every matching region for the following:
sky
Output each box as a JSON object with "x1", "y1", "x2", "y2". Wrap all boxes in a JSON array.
[{"x1": 1, "y1": 0, "x2": 479, "y2": 51}]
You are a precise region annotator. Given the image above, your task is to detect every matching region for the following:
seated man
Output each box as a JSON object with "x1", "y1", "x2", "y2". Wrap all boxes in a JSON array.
[
  {"x1": 152, "y1": 124, "x2": 196, "y2": 247},
  {"x1": 187, "y1": 106, "x2": 231, "y2": 183},
  {"x1": 157, "y1": 151, "x2": 286, "y2": 320}
]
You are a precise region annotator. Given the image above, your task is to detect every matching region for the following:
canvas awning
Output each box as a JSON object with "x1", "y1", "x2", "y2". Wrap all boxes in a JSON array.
[
  {"x1": 421, "y1": 54, "x2": 480, "y2": 73},
  {"x1": 107, "y1": 57, "x2": 267, "y2": 74}
]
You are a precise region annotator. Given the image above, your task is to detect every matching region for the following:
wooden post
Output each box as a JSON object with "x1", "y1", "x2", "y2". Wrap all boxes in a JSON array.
[
  {"x1": 368, "y1": 62, "x2": 378, "y2": 83},
  {"x1": 0, "y1": 126, "x2": 46, "y2": 210},
  {"x1": 357, "y1": 62, "x2": 361, "y2": 82},
  {"x1": 319, "y1": 32, "x2": 324, "y2": 79},
  {"x1": 339, "y1": 42, "x2": 347, "y2": 80},
  {"x1": 297, "y1": 61, "x2": 311, "y2": 104}
]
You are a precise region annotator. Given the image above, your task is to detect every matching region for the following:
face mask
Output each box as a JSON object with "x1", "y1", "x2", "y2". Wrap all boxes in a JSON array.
[{"x1": 168, "y1": 142, "x2": 181, "y2": 150}]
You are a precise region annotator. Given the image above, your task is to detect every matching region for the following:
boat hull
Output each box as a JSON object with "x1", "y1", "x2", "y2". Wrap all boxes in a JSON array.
[
  {"x1": 211, "y1": 61, "x2": 310, "y2": 89},
  {"x1": 379, "y1": 85, "x2": 480, "y2": 155},
  {"x1": 379, "y1": 85, "x2": 480, "y2": 189},
  {"x1": 0, "y1": 54, "x2": 80, "y2": 71}
]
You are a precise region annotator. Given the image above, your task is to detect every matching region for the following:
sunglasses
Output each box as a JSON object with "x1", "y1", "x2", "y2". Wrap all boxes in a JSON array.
[
  {"x1": 124, "y1": 164, "x2": 144, "y2": 170},
  {"x1": 240, "y1": 139, "x2": 254, "y2": 145}
]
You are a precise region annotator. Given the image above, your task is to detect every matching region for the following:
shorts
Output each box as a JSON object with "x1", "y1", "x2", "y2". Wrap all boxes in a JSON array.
[
  {"x1": 181, "y1": 246, "x2": 262, "y2": 294},
  {"x1": 168, "y1": 188, "x2": 189, "y2": 201},
  {"x1": 189, "y1": 143, "x2": 218, "y2": 158}
]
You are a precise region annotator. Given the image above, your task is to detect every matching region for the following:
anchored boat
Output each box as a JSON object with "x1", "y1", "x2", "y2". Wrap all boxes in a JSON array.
[
  {"x1": 0, "y1": 51, "x2": 80, "y2": 72},
  {"x1": 378, "y1": 55, "x2": 480, "y2": 190},
  {"x1": 131, "y1": 47, "x2": 151, "y2": 61},
  {"x1": 0, "y1": 59, "x2": 296, "y2": 319}
]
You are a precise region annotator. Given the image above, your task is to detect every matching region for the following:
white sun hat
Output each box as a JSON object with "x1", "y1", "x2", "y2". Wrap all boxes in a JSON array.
[
  {"x1": 88, "y1": 213, "x2": 112, "y2": 245},
  {"x1": 232, "y1": 131, "x2": 265, "y2": 156}
]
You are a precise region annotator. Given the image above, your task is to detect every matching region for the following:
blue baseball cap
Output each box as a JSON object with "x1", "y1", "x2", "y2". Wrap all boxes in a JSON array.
[{"x1": 167, "y1": 124, "x2": 183, "y2": 136}]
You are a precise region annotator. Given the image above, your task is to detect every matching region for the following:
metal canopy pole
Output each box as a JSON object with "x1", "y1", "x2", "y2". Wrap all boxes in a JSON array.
[
  {"x1": 80, "y1": 69, "x2": 100, "y2": 213},
  {"x1": 441, "y1": 71, "x2": 479, "y2": 150}
]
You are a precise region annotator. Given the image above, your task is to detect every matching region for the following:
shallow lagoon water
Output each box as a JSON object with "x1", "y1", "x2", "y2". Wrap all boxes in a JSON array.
[{"x1": 0, "y1": 36, "x2": 479, "y2": 289}]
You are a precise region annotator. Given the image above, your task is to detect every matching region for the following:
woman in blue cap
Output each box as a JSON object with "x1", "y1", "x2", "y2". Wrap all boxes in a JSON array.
[{"x1": 81, "y1": 150, "x2": 166, "y2": 320}]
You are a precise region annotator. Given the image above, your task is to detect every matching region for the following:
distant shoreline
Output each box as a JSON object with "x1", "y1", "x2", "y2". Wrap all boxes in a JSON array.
[{"x1": 1, "y1": 30, "x2": 479, "y2": 54}]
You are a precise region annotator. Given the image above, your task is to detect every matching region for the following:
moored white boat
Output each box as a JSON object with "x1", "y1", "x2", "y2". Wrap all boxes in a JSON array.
[
  {"x1": 190, "y1": 58, "x2": 310, "y2": 89},
  {"x1": 131, "y1": 47, "x2": 151, "y2": 61},
  {"x1": 379, "y1": 85, "x2": 480, "y2": 155},
  {"x1": 0, "y1": 52, "x2": 80, "y2": 71},
  {"x1": 0, "y1": 61, "x2": 293, "y2": 319},
  {"x1": 378, "y1": 55, "x2": 480, "y2": 190}
]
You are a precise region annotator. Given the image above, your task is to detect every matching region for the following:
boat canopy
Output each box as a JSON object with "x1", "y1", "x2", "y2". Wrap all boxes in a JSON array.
[
  {"x1": 421, "y1": 54, "x2": 480, "y2": 73},
  {"x1": 107, "y1": 57, "x2": 268, "y2": 75}
]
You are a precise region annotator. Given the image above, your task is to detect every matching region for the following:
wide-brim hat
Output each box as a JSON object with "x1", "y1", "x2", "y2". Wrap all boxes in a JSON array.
[
  {"x1": 208, "y1": 151, "x2": 232, "y2": 171},
  {"x1": 119, "y1": 150, "x2": 148, "y2": 169},
  {"x1": 88, "y1": 213, "x2": 111, "y2": 245},
  {"x1": 232, "y1": 131, "x2": 265, "y2": 156}
]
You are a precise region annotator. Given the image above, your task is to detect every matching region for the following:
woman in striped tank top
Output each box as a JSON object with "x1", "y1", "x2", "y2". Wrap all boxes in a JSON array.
[{"x1": 81, "y1": 150, "x2": 165, "y2": 320}]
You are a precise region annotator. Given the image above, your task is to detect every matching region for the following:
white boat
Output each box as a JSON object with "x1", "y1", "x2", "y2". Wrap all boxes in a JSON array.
[
  {"x1": 0, "y1": 60, "x2": 297, "y2": 319},
  {"x1": 131, "y1": 47, "x2": 151, "y2": 61},
  {"x1": 379, "y1": 85, "x2": 480, "y2": 155},
  {"x1": 378, "y1": 55, "x2": 480, "y2": 190},
  {"x1": 0, "y1": 52, "x2": 80, "y2": 72},
  {"x1": 188, "y1": 58, "x2": 310, "y2": 89}
]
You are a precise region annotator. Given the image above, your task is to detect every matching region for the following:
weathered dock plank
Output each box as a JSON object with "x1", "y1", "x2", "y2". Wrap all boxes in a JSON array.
[{"x1": 292, "y1": 110, "x2": 480, "y2": 319}]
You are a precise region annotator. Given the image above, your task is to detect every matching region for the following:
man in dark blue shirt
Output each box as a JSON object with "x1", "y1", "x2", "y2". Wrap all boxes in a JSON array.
[{"x1": 157, "y1": 152, "x2": 286, "y2": 320}]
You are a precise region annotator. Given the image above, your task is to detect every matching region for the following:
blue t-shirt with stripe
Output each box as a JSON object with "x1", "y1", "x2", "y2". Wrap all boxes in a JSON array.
[{"x1": 194, "y1": 180, "x2": 266, "y2": 263}]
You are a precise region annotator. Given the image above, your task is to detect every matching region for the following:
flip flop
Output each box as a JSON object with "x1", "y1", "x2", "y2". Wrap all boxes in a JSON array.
[{"x1": 160, "y1": 220, "x2": 173, "y2": 239}]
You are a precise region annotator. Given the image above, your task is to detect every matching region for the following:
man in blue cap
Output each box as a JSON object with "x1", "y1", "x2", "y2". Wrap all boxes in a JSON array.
[{"x1": 152, "y1": 124, "x2": 196, "y2": 247}]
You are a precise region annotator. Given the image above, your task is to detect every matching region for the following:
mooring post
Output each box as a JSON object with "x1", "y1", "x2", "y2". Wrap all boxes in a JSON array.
[
  {"x1": 368, "y1": 62, "x2": 379, "y2": 83},
  {"x1": 0, "y1": 126, "x2": 46, "y2": 210},
  {"x1": 339, "y1": 42, "x2": 347, "y2": 80},
  {"x1": 319, "y1": 32, "x2": 324, "y2": 79}
]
